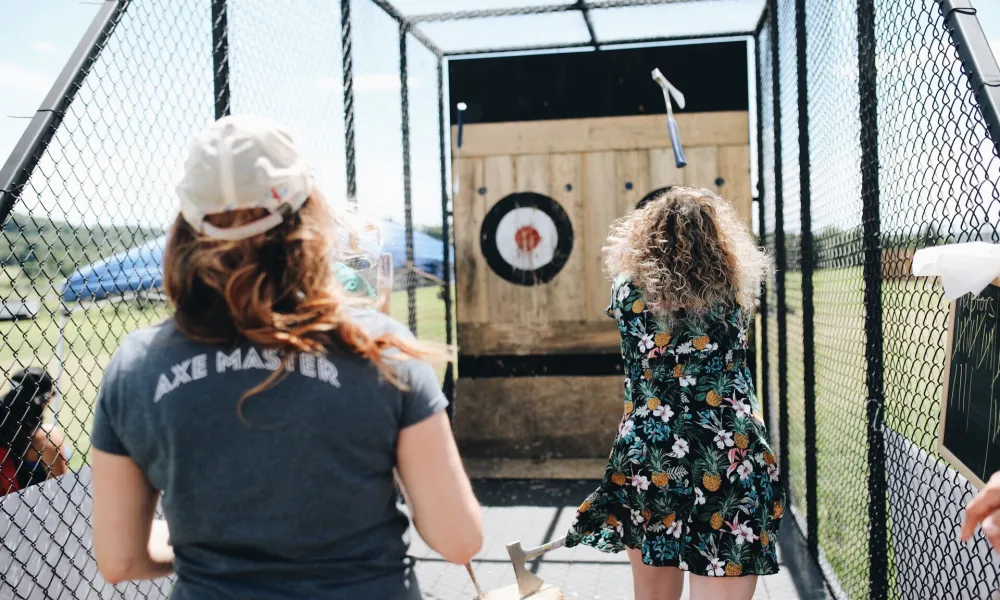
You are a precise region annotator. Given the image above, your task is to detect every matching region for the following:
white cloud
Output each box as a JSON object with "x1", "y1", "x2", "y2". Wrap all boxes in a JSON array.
[
  {"x1": 33, "y1": 41, "x2": 56, "y2": 54},
  {"x1": 0, "y1": 62, "x2": 50, "y2": 94}
]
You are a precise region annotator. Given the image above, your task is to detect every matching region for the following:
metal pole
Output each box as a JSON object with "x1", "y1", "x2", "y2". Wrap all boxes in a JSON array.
[
  {"x1": 341, "y1": 0, "x2": 358, "y2": 204},
  {"x1": 755, "y1": 22, "x2": 770, "y2": 433},
  {"x1": 369, "y1": 0, "x2": 442, "y2": 57},
  {"x1": 795, "y1": 0, "x2": 818, "y2": 559},
  {"x1": 938, "y1": 0, "x2": 1000, "y2": 157},
  {"x1": 768, "y1": 0, "x2": 790, "y2": 499},
  {"x1": 52, "y1": 309, "x2": 68, "y2": 432},
  {"x1": 0, "y1": 1, "x2": 129, "y2": 226},
  {"x1": 212, "y1": 0, "x2": 230, "y2": 120},
  {"x1": 409, "y1": 0, "x2": 715, "y2": 23},
  {"x1": 858, "y1": 0, "x2": 887, "y2": 595},
  {"x1": 444, "y1": 31, "x2": 754, "y2": 58},
  {"x1": 400, "y1": 26, "x2": 417, "y2": 335},
  {"x1": 437, "y1": 59, "x2": 456, "y2": 413},
  {"x1": 574, "y1": 0, "x2": 600, "y2": 50}
]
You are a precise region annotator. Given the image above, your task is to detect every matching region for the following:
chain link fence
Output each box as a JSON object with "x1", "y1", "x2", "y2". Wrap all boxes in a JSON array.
[
  {"x1": 5, "y1": 0, "x2": 1000, "y2": 598},
  {"x1": 0, "y1": 0, "x2": 453, "y2": 597},
  {"x1": 756, "y1": 0, "x2": 1000, "y2": 597}
]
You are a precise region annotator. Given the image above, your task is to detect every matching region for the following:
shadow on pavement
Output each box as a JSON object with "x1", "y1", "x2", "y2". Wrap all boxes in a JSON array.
[{"x1": 472, "y1": 479, "x2": 598, "y2": 508}]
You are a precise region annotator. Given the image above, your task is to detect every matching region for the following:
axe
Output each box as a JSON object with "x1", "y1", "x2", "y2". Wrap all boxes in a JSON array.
[
  {"x1": 499, "y1": 536, "x2": 567, "y2": 598},
  {"x1": 651, "y1": 68, "x2": 688, "y2": 168}
]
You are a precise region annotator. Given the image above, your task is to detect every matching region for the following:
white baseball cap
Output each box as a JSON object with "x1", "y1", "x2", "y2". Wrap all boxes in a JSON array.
[{"x1": 176, "y1": 114, "x2": 314, "y2": 241}]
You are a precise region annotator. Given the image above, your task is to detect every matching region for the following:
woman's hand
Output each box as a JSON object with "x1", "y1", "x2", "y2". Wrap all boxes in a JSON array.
[{"x1": 961, "y1": 472, "x2": 1000, "y2": 547}]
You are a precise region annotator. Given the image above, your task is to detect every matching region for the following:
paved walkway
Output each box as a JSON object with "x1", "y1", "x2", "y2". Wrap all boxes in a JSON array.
[{"x1": 412, "y1": 480, "x2": 830, "y2": 600}]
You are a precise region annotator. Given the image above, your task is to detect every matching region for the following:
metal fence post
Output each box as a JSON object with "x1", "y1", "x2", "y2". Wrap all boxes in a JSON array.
[
  {"x1": 795, "y1": 0, "x2": 819, "y2": 558},
  {"x1": 437, "y1": 58, "x2": 456, "y2": 411},
  {"x1": 0, "y1": 1, "x2": 129, "y2": 225},
  {"x1": 938, "y1": 0, "x2": 1000, "y2": 158},
  {"x1": 399, "y1": 25, "x2": 417, "y2": 335},
  {"x1": 341, "y1": 0, "x2": 358, "y2": 204},
  {"x1": 768, "y1": 0, "x2": 791, "y2": 492},
  {"x1": 211, "y1": 0, "x2": 230, "y2": 120},
  {"x1": 857, "y1": 0, "x2": 888, "y2": 596},
  {"x1": 755, "y1": 21, "x2": 771, "y2": 434}
]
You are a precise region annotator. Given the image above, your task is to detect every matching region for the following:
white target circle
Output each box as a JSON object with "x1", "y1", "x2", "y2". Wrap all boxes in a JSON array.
[{"x1": 494, "y1": 207, "x2": 558, "y2": 271}]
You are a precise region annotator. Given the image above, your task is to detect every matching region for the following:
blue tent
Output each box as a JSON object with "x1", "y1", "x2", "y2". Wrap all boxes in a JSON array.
[{"x1": 61, "y1": 223, "x2": 450, "y2": 303}]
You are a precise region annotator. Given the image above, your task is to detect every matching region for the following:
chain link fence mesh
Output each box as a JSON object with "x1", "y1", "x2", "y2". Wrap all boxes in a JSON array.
[
  {"x1": 5, "y1": 0, "x2": 1000, "y2": 597},
  {"x1": 776, "y1": 0, "x2": 809, "y2": 539},
  {"x1": 0, "y1": 0, "x2": 452, "y2": 597},
  {"x1": 756, "y1": 0, "x2": 1000, "y2": 597},
  {"x1": 0, "y1": 3, "x2": 206, "y2": 597},
  {"x1": 803, "y1": 0, "x2": 868, "y2": 596}
]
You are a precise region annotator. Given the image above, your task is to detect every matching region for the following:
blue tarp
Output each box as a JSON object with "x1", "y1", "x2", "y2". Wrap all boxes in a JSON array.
[{"x1": 61, "y1": 222, "x2": 450, "y2": 303}]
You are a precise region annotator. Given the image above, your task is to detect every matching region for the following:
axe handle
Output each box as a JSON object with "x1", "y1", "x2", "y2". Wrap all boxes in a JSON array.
[{"x1": 523, "y1": 536, "x2": 567, "y2": 561}]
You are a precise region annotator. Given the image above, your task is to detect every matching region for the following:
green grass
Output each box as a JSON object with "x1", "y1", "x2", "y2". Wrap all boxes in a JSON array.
[
  {"x1": 762, "y1": 267, "x2": 950, "y2": 599},
  {"x1": 1, "y1": 286, "x2": 449, "y2": 471}
]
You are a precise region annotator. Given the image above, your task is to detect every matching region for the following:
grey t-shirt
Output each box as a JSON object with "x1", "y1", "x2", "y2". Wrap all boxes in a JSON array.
[{"x1": 91, "y1": 311, "x2": 447, "y2": 600}]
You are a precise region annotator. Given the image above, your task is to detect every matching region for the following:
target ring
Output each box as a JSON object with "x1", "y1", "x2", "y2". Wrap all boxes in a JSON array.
[
  {"x1": 637, "y1": 186, "x2": 675, "y2": 210},
  {"x1": 480, "y1": 192, "x2": 574, "y2": 286}
]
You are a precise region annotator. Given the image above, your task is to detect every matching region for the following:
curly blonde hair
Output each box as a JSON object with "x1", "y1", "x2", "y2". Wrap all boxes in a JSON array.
[{"x1": 603, "y1": 186, "x2": 770, "y2": 319}]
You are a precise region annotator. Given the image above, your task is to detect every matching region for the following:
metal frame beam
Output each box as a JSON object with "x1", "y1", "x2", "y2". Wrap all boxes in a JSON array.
[
  {"x1": 938, "y1": 0, "x2": 1000, "y2": 159},
  {"x1": 0, "y1": 0, "x2": 130, "y2": 225},
  {"x1": 444, "y1": 31, "x2": 753, "y2": 58},
  {"x1": 367, "y1": 0, "x2": 443, "y2": 56},
  {"x1": 576, "y1": 0, "x2": 601, "y2": 50},
  {"x1": 409, "y1": 0, "x2": 724, "y2": 24}
]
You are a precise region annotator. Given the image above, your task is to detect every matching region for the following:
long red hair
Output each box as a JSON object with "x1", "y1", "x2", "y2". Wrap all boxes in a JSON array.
[{"x1": 162, "y1": 193, "x2": 447, "y2": 402}]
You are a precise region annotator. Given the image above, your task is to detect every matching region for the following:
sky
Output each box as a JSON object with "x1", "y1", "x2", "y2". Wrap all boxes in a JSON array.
[{"x1": 0, "y1": 0, "x2": 996, "y2": 236}]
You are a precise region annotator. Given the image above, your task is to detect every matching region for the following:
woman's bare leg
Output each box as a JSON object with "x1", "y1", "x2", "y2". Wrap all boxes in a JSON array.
[
  {"x1": 627, "y1": 548, "x2": 684, "y2": 600},
  {"x1": 689, "y1": 574, "x2": 758, "y2": 600}
]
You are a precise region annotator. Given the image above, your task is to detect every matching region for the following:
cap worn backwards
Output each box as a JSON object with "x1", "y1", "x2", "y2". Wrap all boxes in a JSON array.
[{"x1": 175, "y1": 114, "x2": 314, "y2": 241}]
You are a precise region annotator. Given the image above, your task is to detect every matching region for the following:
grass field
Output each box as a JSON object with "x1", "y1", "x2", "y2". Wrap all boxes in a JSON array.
[
  {"x1": 761, "y1": 268, "x2": 951, "y2": 598},
  {"x1": 3, "y1": 261, "x2": 951, "y2": 599},
  {"x1": 0, "y1": 286, "x2": 450, "y2": 471}
]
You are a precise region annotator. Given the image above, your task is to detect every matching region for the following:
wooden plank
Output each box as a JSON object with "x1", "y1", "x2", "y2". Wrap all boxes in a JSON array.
[
  {"x1": 482, "y1": 155, "x2": 524, "y2": 325},
  {"x1": 512, "y1": 154, "x2": 550, "y2": 325},
  {"x1": 548, "y1": 153, "x2": 586, "y2": 321},
  {"x1": 464, "y1": 458, "x2": 607, "y2": 480},
  {"x1": 649, "y1": 147, "x2": 684, "y2": 192},
  {"x1": 717, "y1": 144, "x2": 753, "y2": 228},
  {"x1": 452, "y1": 112, "x2": 750, "y2": 157},
  {"x1": 582, "y1": 152, "x2": 617, "y2": 319},
  {"x1": 615, "y1": 150, "x2": 649, "y2": 215},
  {"x1": 458, "y1": 321, "x2": 621, "y2": 356},
  {"x1": 683, "y1": 145, "x2": 720, "y2": 190},
  {"x1": 454, "y1": 375, "x2": 624, "y2": 458},
  {"x1": 453, "y1": 158, "x2": 487, "y2": 324}
]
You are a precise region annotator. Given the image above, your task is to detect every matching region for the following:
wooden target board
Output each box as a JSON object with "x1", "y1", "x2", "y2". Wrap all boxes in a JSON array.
[{"x1": 448, "y1": 41, "x2": 753, "y2": 462}]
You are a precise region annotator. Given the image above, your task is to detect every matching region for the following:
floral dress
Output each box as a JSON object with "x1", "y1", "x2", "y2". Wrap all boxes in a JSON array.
[{"x1": 565, "y1": 277, "x2": 785, "y2": 577}]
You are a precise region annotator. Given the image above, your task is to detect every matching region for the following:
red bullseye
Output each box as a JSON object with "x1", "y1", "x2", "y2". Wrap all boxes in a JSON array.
[{"x1": 515, "y1": 226, "x2": 541, "y2": 252}]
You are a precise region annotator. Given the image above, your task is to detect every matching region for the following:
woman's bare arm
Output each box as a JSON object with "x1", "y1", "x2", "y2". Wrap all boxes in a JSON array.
[
  {"x1": 396, "y1": 411, "x2": 482, "y2": 564},
  {"x1": 91, "y1": 449, "x2": 174, "y2": 584},
  {"x1": 37, "y1": 424, "x2": 68, "y2": 478}
]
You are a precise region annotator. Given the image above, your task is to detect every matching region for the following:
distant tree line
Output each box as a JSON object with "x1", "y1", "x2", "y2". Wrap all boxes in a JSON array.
[
  {"x1": 760, "y1": 222, "x2": 948, "y2": 271},
  {"x1": 1, "y1": 213, "x2": 162, "y2": 281}
]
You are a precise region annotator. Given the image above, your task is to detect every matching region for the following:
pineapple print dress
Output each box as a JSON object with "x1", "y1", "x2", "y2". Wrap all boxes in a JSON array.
[{"x1": 565, "y1": 277, "x2": 785, "y2": 577}]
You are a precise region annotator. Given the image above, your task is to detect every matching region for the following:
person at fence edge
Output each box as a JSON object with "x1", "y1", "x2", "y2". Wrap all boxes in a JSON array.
[
  {"x1": 961, "y1": 472, "x2": 1000, "y2": 550},
  {"x1": 565, "y1": 187, "x2": 786, "y2": 600},
  {"x1": 0, "y1": 367, "x2": 70, "y2": 495},
  {"x1": 88, "y1": 114, "x2": 482, "y2": 599}
]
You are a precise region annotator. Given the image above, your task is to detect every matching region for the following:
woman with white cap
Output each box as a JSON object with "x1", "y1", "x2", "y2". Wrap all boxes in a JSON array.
[{"x1": 89, "y1": 115, "x2": 482, "y2": 599}]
